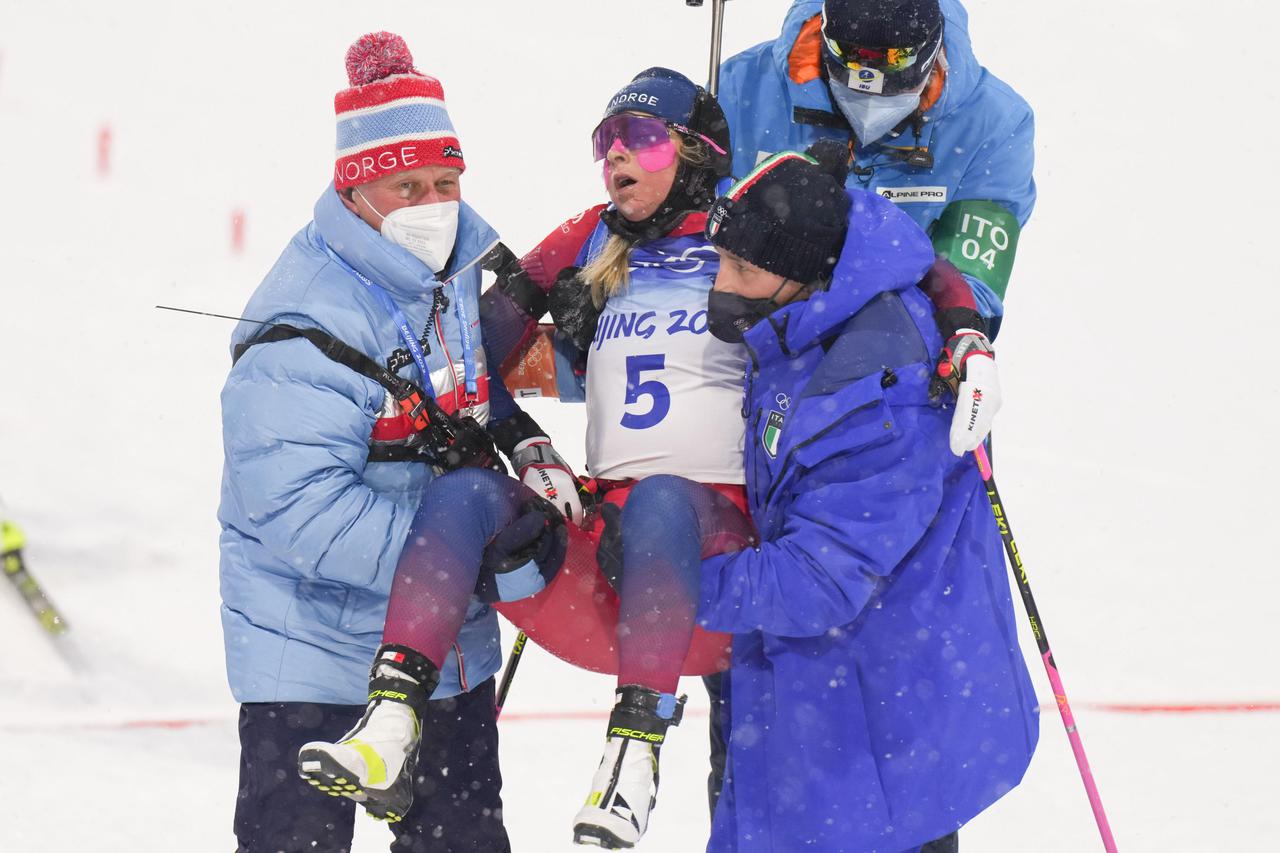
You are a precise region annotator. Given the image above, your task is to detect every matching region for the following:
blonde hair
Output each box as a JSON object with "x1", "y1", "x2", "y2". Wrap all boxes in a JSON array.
[{"x1": 581, "y1": 133, "x2": 711, "y2": 308}]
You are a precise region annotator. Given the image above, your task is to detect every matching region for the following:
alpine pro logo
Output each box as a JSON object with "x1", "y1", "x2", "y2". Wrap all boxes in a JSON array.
[{"x1": 876, "y1": 186, "x2": 949, "y2": 204}]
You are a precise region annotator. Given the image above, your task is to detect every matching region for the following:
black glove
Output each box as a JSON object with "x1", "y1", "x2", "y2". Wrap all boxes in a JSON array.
[
  {"x1": 595, "y1": 502, "x2": 624, "y2": 592},
  {"x1": 481, "y1": 494, "x2": 568, "y2": 577},
  {"x1": 480, "y1": 241, "x2": 548, "y2": 320},
  {"x1": 805, "y1": 137, "x2": 853, "y2": 184},
  {"x1": 548, "y1": 267, "x2": 601, "y2": 352}
]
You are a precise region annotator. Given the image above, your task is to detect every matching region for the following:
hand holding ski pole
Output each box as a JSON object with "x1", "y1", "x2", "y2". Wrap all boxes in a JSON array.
[
  {"x1": 937, "y1": 329, "x2": 1002, "y2": 455},
  {"x1": 482, "y1": 495, "x2": 568, "y2": 582}
]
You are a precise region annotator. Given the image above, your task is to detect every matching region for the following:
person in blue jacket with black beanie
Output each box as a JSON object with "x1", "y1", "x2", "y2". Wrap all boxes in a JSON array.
[
  {"x1": 704, "y1": 0, "x2": 1037, "y2": 815},
  {"x1": 693, "y1": 143, "x2": 1039, "y2": 852},
  {"x1": 218, "y1": 32, "x2": 581, "y2": 853}
]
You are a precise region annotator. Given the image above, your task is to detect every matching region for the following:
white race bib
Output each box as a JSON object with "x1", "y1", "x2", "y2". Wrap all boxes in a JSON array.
[{"x1": 585, "y1": 269, "x2": 746, "y2": 484}]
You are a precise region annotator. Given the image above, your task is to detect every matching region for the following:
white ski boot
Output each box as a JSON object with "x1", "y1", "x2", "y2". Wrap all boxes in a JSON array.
[
  {"x1": 297, "y1": 645, "x2": 439, "y2": 822},
  {"x1": 573, "y1": 685, "x2": 686, "y2": 848}
]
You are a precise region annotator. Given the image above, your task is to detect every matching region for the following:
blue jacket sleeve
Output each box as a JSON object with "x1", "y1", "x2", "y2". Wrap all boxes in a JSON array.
[
  {"x1": 485, "y1": 341, "x2": 520, "y2": 424},
  {"x1": 480, "y1": 282, "x2": 535, "y2": 425},
  {"x1": 955, "y1": 106, "x2": 1036, "y2": 226},
  {"x1": 479, "y1": 283, "x2": 556, "y2": 454},
  {"x1": 221, "y1": 337, "x2": 415, "y2": 589},
  {"x1": 697, "y1": 413, "x2": 945, "y2": 639}
]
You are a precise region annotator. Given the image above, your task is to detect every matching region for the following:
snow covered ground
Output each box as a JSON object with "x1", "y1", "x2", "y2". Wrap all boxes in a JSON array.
[{"x1": 1, "y1": 1, "x2": 1278, "y2": 850}]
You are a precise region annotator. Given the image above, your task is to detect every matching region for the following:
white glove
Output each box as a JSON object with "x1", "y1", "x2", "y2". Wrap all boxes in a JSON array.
[
  {"x1": 936, "y1": 329, "x2": 1003, "y2": 456},
  {"x1": 511, "y1": 437, "x2": 584, "y2": 525}
]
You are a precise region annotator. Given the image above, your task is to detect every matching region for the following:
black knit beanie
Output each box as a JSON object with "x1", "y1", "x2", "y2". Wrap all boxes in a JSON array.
[
  {"x1": 823, "y1": 0, "x2": 943, "y2": 49},
  {"x1": 822, "y1": 0, "x2": 944, "y2": 94},
  {"x1": 705, "y1": 140, "x2": 852, "y2": 286}
]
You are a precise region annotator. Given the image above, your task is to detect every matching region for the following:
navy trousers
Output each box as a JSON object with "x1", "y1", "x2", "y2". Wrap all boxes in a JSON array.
[{"x1": 234, "y1": 677, "x2": 509, "y2": 853}]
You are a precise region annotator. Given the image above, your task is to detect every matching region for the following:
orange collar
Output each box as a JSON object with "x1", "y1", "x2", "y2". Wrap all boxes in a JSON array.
[
  {"x1": 788, "y1": 14, "x2": 827, "y2": 85},
  {"x1": 917, "y1": 58, "x2": 946, "y2": 114}
]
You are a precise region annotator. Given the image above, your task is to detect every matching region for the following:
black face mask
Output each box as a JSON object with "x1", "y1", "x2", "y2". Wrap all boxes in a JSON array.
[{"x1": 707, "y1": 290, "x2": 778, "y2": 343}]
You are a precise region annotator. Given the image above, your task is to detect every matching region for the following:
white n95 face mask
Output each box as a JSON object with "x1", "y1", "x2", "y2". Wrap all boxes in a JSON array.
[
  {"x1": 828, "y1": 83, "x2": 922, "y2": 147},
  {"x1": 356, "y1": 189, "x2": 459, "y2": 273}
]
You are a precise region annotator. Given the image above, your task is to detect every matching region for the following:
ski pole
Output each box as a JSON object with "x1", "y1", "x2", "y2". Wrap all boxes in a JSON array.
[
  {"x1": 972, "y1": 444, "x2": 1117, "y2": 852},
  {"x1": 686, "y1": 0, "x2": 730, "y2": 97},
  {"x1": 494, "y1": 630, "x2": 529, "y2": 718},
  {"x1": 2, "y1": 520, "x2": 69, "y2": 637}
]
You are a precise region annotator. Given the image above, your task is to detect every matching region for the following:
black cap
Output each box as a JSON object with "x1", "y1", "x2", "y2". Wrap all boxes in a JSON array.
[
  {"x1": 597, "y1": 68, "x2": 731, "y2": 243},
  {"x1": 822, "y1": 0, "x2": 943, "y2": 95},
  {"x1": 600, "y1": 67, "x2": 731, "y2": 178},
  {"x1": 705, "y1": 141, "x2": 852, "y2": 286}
]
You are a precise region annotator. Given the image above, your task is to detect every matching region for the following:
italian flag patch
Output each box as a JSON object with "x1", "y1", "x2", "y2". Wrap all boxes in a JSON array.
[{"x1": 762, "y1": 411, "x2": 785, "y2": 458}]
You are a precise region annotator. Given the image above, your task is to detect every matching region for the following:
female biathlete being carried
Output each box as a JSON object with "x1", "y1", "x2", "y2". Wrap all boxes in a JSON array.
[
  {"x1": 297, "y1": 68, "x2": 1024, "y2": 851},
  {"x1": 300, "y1": 68, "x2": 757, "y2": 849}
]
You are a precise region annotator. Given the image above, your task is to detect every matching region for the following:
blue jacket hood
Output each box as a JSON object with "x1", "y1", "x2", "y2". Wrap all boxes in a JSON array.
[
  {"x1": 229, "y1": 185, "x2": 500, "y2": 361},
  {"x1": 928, "y1": 0, "x2": 981, "y2": 120},
  {"x1": 720, "y1": 0, "x2": 1035, "y2": 323},
  {"x1": 772, "y1": 0, "x2": 981, "y2": 124},
  {"x1": 753, "y1": 188, "x2": 936, "y2": 354}
]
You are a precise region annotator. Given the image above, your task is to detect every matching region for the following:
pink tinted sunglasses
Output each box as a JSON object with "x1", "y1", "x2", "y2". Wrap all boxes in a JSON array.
[{"x1": 592, "y1": 114, "x2": 726, "y2": 173}]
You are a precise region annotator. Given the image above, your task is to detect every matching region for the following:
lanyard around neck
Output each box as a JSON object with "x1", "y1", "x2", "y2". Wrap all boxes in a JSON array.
[{"x1": 325, "y1": 247, "x2": 478, "y2": 397}]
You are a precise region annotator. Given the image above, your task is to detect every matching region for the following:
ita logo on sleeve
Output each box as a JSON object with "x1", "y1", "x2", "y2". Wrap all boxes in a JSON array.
[{"x1": 762, "y1": 411, "x2": 786, "y2": 458}]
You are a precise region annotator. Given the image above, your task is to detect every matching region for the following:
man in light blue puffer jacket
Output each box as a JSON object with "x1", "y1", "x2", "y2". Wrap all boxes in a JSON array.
[{"x1": 219, "y1": 32, "x2": 540, "y2": 853}]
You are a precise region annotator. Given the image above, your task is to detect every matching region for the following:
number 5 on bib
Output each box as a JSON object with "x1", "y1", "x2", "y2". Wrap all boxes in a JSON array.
[{"x1": 621, "y1": 354, "x2": 670, "y2": 430}]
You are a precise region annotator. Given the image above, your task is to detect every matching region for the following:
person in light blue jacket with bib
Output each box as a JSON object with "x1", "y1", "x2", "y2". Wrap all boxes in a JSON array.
[{"x1": 218, "y1": 32, "x2": 570, "y2": 853}]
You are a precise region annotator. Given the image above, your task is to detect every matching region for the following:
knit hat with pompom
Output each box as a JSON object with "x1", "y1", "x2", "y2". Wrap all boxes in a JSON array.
[{"x1": 333, "y1": 32, "x2": 464, "y2": 190}]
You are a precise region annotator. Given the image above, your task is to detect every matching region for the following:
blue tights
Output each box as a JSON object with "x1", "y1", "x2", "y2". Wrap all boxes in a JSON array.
[
  {"x1": 615, "y1": 475, "x2": 753, "y2": 693},
  {"x1": 384, "y1": 469, "x2": 753, "y2": 694}
]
